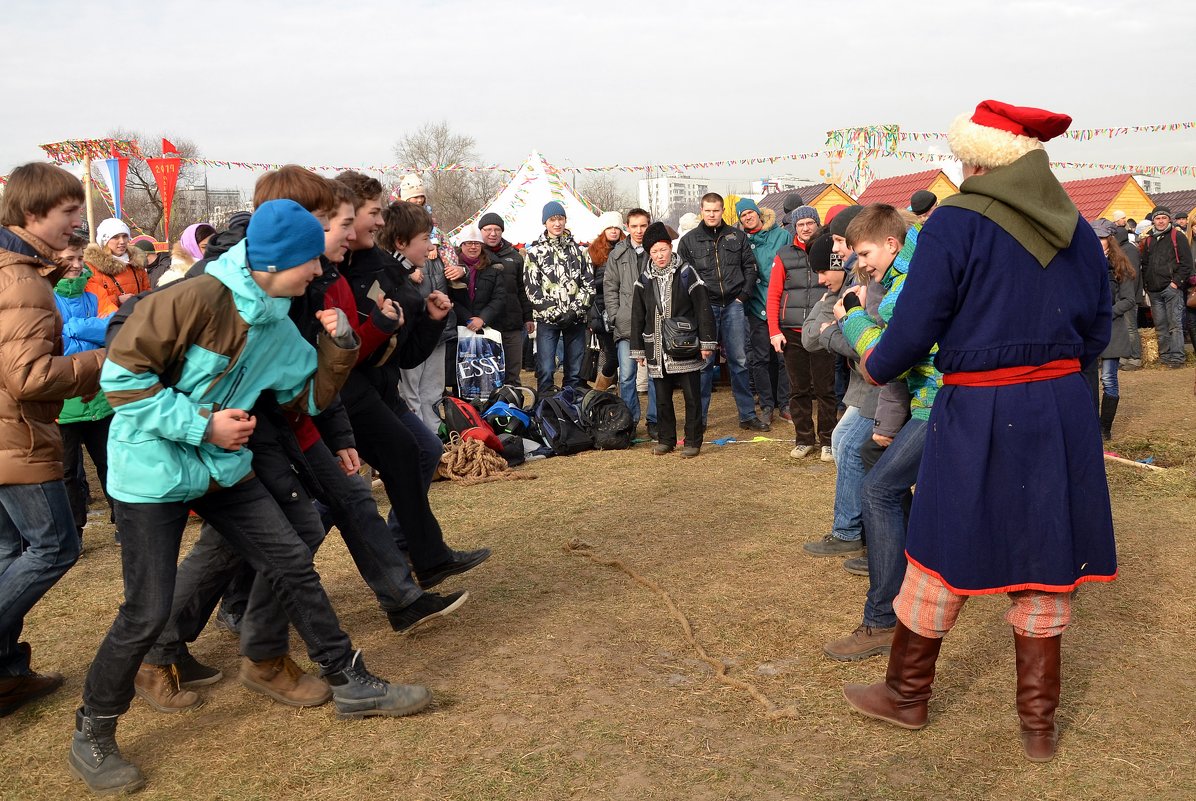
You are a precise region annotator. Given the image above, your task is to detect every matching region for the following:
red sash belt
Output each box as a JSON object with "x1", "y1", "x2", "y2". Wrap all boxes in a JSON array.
[{"x1": 943, "y1": 358, "x2": 1080, "y2": 387}]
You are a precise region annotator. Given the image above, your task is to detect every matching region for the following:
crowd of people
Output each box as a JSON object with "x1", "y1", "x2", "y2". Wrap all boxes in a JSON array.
[{"x1": 0, "y1": 98, "x2": 1188, "y2": 793}]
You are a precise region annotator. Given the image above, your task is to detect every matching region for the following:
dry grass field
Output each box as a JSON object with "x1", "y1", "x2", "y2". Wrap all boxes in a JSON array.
[{"x1": 3, "y1": 365, "x2": 1194, "y2": 800}]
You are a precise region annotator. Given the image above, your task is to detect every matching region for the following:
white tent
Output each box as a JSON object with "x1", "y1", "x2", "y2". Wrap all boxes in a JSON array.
[{"x1": 451, "y1": 150, "x2": 604, "y2": 247}]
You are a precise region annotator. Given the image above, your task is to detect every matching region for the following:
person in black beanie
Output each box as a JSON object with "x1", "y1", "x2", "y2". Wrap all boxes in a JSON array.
[
  {"x1": 910, "y1": 190, "x2": 937, "y2": 221},
  {"x1": 478, "y1": 212, "x2": 533, "y2": 385},
  {"x1": 630, "y1": 222, "x2": 717, "y2": 457}
]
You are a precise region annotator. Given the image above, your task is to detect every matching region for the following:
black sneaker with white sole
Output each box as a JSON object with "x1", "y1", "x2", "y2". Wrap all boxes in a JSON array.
[{"x1": 387, "y1": 591, "x2": 469, "y2": 633}]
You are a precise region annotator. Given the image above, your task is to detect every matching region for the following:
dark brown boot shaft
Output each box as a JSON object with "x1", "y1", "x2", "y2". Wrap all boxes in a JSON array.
[
  {"x1": 844, "y1": 621, "x2": 944, "y2": 729},
  {"x1": 1014, "y1": 632, "x2": 1061, "y2": 762}
]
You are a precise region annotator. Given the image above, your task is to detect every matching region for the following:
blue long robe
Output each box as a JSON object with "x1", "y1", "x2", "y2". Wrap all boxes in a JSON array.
[{"x1": 865, "y1": 207, "x2": 1117, "y2": 594}]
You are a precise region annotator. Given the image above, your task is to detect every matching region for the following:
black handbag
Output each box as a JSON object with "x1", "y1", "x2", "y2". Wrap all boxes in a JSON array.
[
  {"x1": 579, "y1": 330, "x2": 600, "y2": 382},
  {"x1": 653, "y1": 278, "x2": 700, "y2": 360}
]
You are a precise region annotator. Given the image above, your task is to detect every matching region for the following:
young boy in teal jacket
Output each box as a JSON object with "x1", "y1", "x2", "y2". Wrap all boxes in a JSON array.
[{"x1": 70, "y1": 200, "x2": 432, "y2": 796}]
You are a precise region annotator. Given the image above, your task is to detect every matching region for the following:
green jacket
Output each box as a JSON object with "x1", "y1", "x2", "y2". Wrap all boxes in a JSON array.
[
  {"x1": 745, "y1": 224, "x2": 792, "y2": 320},
  {"x1": 100, "y1": 241, "x2": 358, "y2": 503}
]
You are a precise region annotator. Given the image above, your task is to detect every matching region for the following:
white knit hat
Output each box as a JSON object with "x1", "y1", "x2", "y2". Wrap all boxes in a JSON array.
[
  {"x1": 96, "y1": 218, "x2": 131, "y2": 247},
  {"x1": 457, "y1": 224, "x2": 483, "y2": 245},
  {"x1": 399, "y1": 173, "x2": 426, "y2": 201},
  {"x1": 677, "y1": 212, "x2": 700, "y2": 237},
  {"x1": 595, "y1": 210, "x2": 623, "y2": 236}
]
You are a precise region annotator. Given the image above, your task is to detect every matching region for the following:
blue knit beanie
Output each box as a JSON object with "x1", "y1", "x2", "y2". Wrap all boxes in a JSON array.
[
  {"x1": 246, "y1": 199, "x2": 326, "y2": 272},
  {"x1": 542, "y1": 200, "x2": 566, "y2": 224},
  {"x1": 793, "y1": 205, "x2": 820, "y2": 225},
  {"x1": 735, "y1": 197, "x2": 761, "y2": 218}
]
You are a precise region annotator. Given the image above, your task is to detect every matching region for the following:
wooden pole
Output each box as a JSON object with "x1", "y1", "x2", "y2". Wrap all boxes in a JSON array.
[
  {"x1": 83, "y1": 155, "x2": 96, "y2": 243},
  {"x1": 1103, "y1": 452, "x2": 1166, "y2": 472}
]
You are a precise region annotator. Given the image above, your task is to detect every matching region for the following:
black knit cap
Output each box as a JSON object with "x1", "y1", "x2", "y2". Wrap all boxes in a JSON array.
[
  {"x1": 783, "y1": 193, "x2": 803, "y2": 213},
  {"x1": 828, "y1": 205, "x2": 865, "y2": 239},
  {"x1": 1150, "y1": 206, "x2": 1172, "y2": 220},
  {"x1": 807, "y1": 230, "x2": 839, "y2": 271},
  {"x1": 642, "y1": 221, "x2": 672, "y2": 253},
  {"x1": 478, "y1": 212, "x2": 505, "y2": 231},
  {"x1": 910, "y1": 190, "x2": 937, "y2": 215}
]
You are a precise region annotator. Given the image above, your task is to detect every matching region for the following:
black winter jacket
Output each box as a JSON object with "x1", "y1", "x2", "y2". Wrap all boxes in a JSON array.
[
  {"x1": 487, "y1": 239, "x2": 532, "y2": 331},
  {"x1": 677, "y1": 222, "x2": 757, "y2": 306},
  {"x1": 449, "y1": 258, "x2": 507, "y2": 328}
]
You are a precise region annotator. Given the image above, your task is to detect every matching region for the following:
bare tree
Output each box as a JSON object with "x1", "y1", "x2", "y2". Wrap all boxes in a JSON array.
[
  {"x1": 578, "y1": 173, "x2": 634, "y2": 213},
  {"x1": 90, "y1": 129, "x2": 205, "y2": 240},
  {"x1": 392, "y1": 121, "x2": 502, "y2": 231}
]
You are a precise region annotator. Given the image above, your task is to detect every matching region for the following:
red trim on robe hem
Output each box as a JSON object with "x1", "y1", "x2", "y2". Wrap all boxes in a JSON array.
[
  {"x1": 905, "y1": 552, "x2": 1118, "y2": 596},
  {"x1": 942, "y1": 358, "x2": 1080, "y2": 387}
]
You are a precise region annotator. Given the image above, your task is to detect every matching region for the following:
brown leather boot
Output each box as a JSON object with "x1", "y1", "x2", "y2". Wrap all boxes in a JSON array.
[
  {"x1": 594, "y1": 373, "x2": 615, "y2": 392},
  {"x1": 240, "y1": 655, "x2": 332, "y2": 708},
  {"x1": 134, "y1": 663, "x2": 202, "y2": 712},
  {"x1": 843, "y1": 621, "x2": 943, "y2": 729},
  {"x1": 1014, "y1": 632, "x2": 1062, "y2": 762},
  {"x1": 0, "y1": 642, "x2": 64, "y2": 717}
]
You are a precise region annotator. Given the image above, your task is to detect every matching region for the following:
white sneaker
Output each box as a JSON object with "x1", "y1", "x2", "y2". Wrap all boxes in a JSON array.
[
  {"x1": 821, "y1": 446, "x2": 835, "y2": 462},
  {"x1": 790, "y1": 445, "x2": 814, "y2": 459}
]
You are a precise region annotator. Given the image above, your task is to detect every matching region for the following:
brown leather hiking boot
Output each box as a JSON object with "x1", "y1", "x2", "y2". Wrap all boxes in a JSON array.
[
  {"x1": 823, "y1": 624, "x2": 895, "y2": 662},
  {"x1": 1014, "y1": 632, "x2": 1062, "y2": 762},
  {"x1": 0, "y1": 642, "x2": 64, "y2": 717},
  {"x1": 134, "y1": 663, "x2": 202, "y2": 713},
  {"x1": 240, "y1": 655, "x2": 332, "y2": 708},
  {"x1": 843, "y1": 621, "x2": 944, "y2": 730}
]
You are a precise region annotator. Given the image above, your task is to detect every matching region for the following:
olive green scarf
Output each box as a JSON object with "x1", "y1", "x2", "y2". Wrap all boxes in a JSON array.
[{"x1": 939, "y1": 149, "x2": 1079, "y2": 268}]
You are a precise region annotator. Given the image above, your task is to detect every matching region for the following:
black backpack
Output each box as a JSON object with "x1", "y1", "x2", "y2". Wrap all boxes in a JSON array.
[
  {"x1": 533, "y1": 387, "x2": 594, "y2": 455},
  {"x1": 580, "y1": 390, "x2": 634, "y2": 450}
]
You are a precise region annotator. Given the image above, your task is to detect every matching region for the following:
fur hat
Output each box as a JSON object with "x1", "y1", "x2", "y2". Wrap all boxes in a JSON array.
[
  {"x1": 642, "y1": 221, "x2": 672, "y2": 253},
  {"x1": 246, "y1": 200, "x2": 326, "y2": 272},
  {"x1": 96, "y1": 218, "x2": 131, "y2": 247},
  {"x1": 948, "y1": 100, "x2": 1072, "y2": 169},
  {"x1": 399, "y1": 173, "x2": 426, "y2": 201},
  {"x1": 542, "y1": 200, "x2": 566, "y2": 224},
  {"x1": 910, "y1": 190, "x2": 937, "y2": 216},
  {"x1": 478, "y1": 211, "x2": 505, "y2": 231}
]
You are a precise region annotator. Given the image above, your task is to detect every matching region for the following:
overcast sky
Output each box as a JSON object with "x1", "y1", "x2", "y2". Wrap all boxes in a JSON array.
[{"x1": 5, "y1": 0, "x2": 1196, "y2": 197}]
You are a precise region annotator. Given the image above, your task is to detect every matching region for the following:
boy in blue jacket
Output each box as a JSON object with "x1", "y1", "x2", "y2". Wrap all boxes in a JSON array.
[{"x1": 70, "y1": 200, "x2": 432, "y2": 796}]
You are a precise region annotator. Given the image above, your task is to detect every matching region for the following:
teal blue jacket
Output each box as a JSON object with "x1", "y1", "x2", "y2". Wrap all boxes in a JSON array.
[
  {"x1": 745, "y1": 225, "x2": 792, "y2": 320},
  {"x1": 100, "y1": 241, "x2": 358, "y2": 503}
]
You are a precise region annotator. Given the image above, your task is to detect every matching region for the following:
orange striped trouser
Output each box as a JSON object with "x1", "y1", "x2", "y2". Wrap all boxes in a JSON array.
[{"x1": 893, "y1": 563, "x2": 1073, "y2": 639}]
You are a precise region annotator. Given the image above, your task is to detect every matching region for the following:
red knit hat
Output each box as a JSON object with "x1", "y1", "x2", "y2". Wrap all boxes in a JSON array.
[{"x1": 948, "y1": 100, "x2": 1072, "y2": 169}]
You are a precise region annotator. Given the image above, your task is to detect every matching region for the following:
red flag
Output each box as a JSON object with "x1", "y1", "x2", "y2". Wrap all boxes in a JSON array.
[
  {"x1": 162, "y1": 138, "x2": 179, "y2": 156},
  {"x1": 147, "y1": 157, "x2": 181, "y2": 240}
]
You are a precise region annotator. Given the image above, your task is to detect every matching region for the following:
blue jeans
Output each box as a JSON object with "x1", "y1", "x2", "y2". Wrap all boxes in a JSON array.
[
  {"x1": 699, "y1": 300, "x2": 756, "y2": 422},
  {"x1": 616, "y1": 338, "x2": 656, "y2": 428},
  {"x1": 745, "y1": 313, "x2": 790, "y2": 412},
  {"x1": 535, "y1": 321, "x2": 586, "y2": 394},
  {"x1": 829, "y1": 407, "x2": 874, "y2": 542},
  {"x1": 861, "y1": 418, "x2": 927, "y2": 629},
  {"x1": 1149, "y1": 286, "x2": 1186, "y2": 365},
  {"x1": 84, "y1": 479, "x2": 355, "y2": 716},
  {"x1": 1100, "y1": 358, "x2": 1120, "y2": 397},
  {"x1": 0, "y1": 481, "x2": 79, "y2": 676}
]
